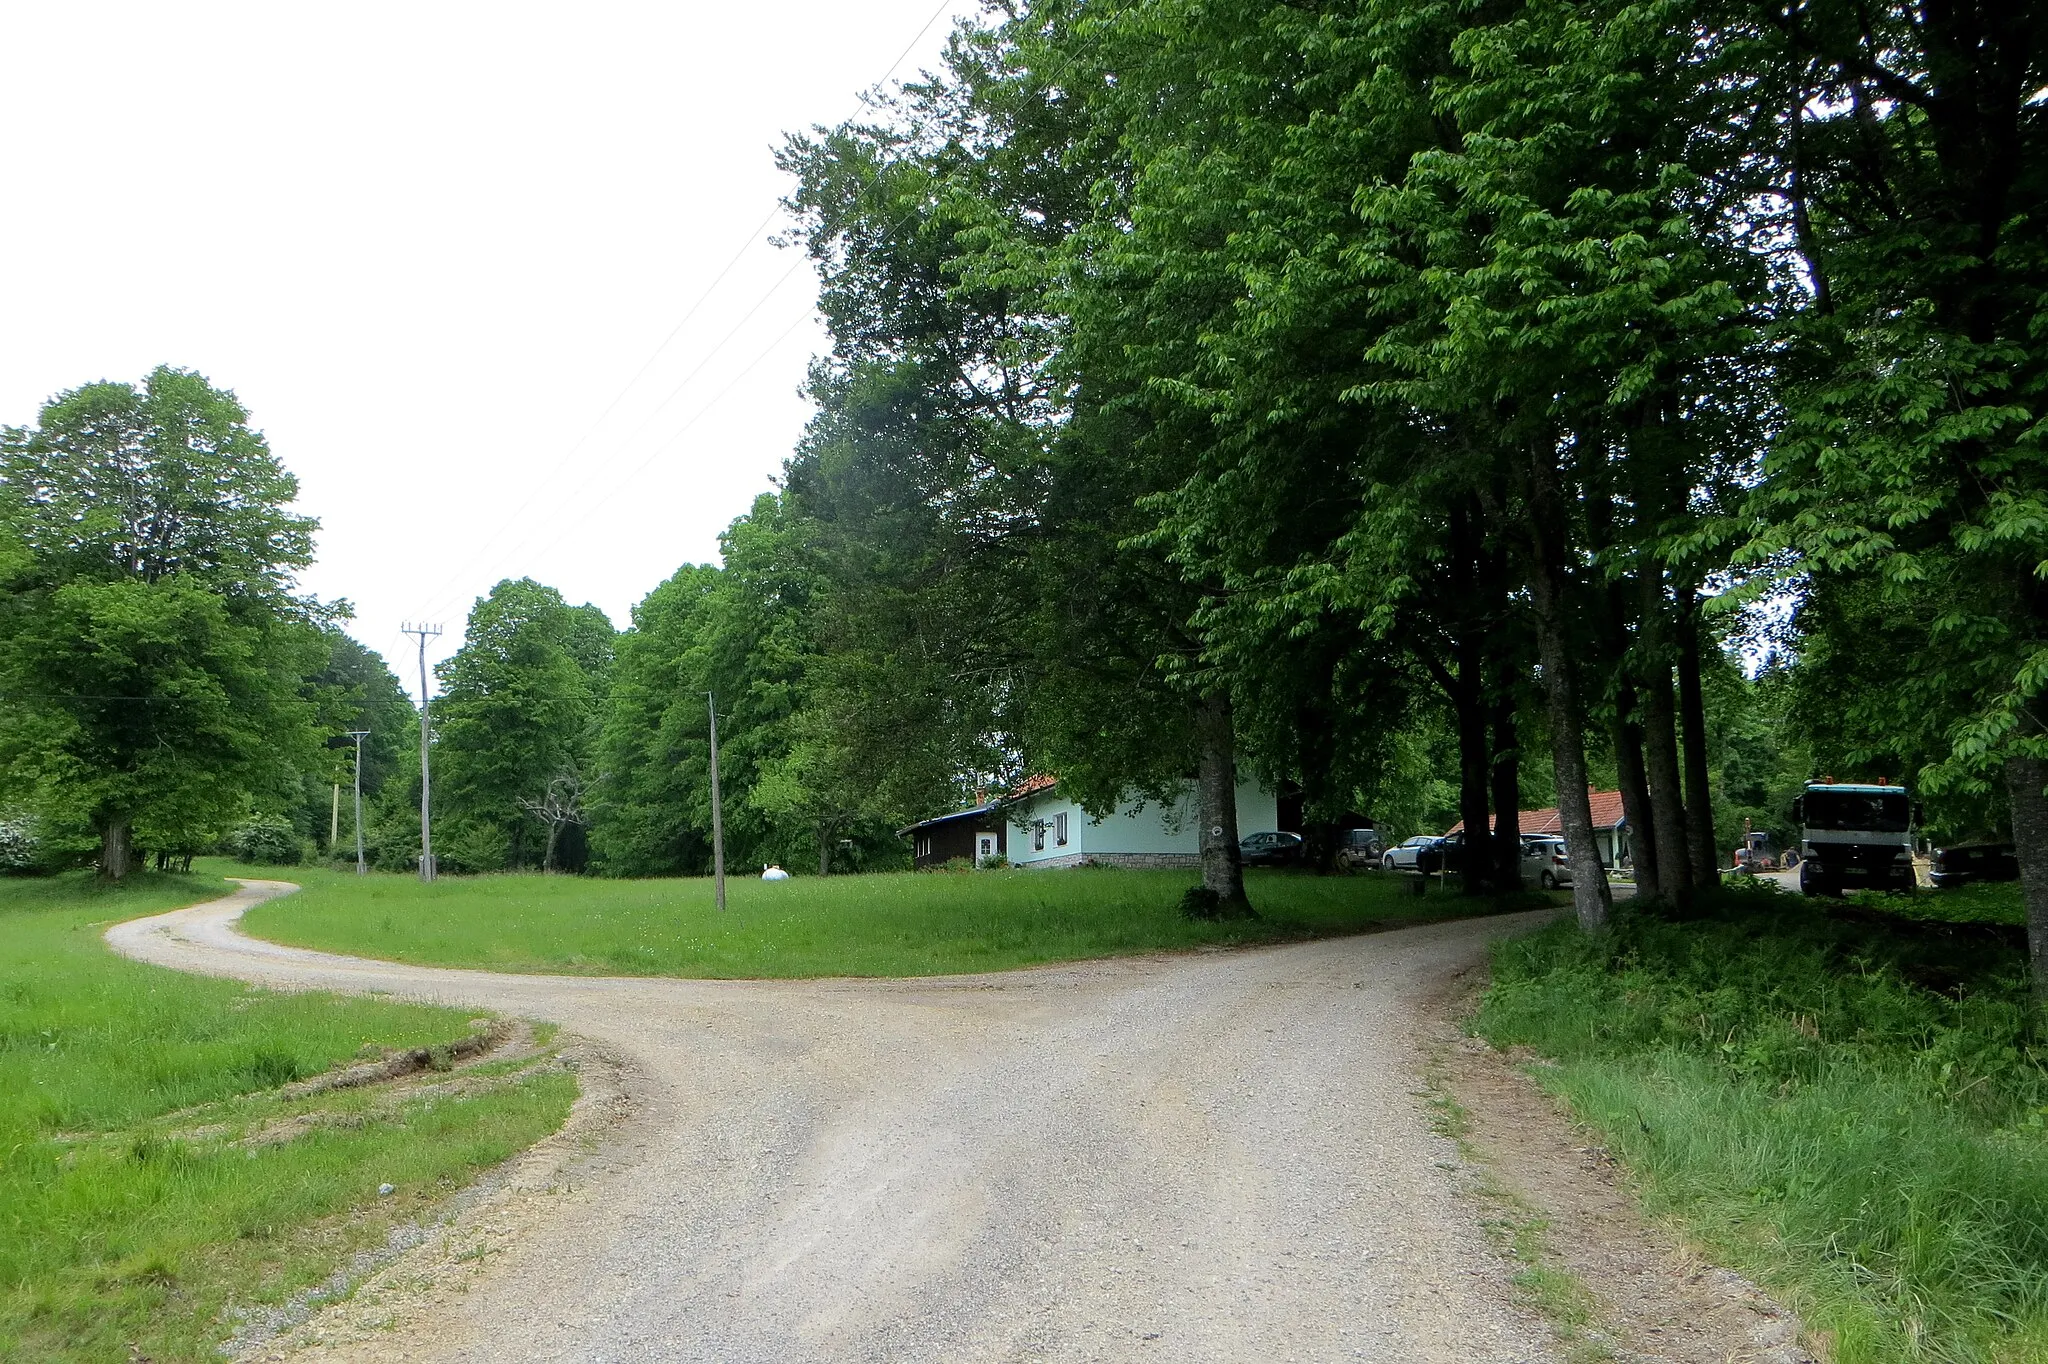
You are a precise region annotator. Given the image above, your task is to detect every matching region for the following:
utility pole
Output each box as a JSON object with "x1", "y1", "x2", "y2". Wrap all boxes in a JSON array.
[
  {"x1": 347, "y1": 729, "x2": 370, "y2": 875},
  {"x1": 708, "y1": 692, "x2": 726, "y2": 912},
  {"x1": 402, "y1": 623, "x2": 442, "y2": 883}
]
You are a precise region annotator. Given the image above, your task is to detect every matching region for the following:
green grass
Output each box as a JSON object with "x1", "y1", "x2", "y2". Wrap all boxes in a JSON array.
[
  {"x1": 0, "y1": 870, "x2": 575, "y2": 1364},
  {"x1": 1476, "y1": 880, "x2": 2048, "y2": 1363},
  {"x1": 234, "y1": 860, "x2": 1525, "y2": 978}
]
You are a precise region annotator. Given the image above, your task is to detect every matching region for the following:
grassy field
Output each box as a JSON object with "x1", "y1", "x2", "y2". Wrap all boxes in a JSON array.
[
  {"x1": 1478, "y1": 879, "x2": 2048, "y2": 1363},
  {"x1": 0, "y1": 870, "x2": 575, "y2": 1364},
  {"x1": 233, "y1": 860, "x2": 1523, "y2": 978}
]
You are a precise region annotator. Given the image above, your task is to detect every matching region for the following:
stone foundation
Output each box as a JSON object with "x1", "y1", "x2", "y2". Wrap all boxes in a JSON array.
[{"x1": 1017, "y1": 852, "x2": 1201, "y2": 871}]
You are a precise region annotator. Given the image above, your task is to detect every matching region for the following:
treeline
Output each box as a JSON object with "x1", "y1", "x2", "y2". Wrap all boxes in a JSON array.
[
  {"x1": 738, "y1": 0, "x2": 2047, "y2": 943},
  {"x1": 4, "y1": 1, "x2": 2044, "y2": 990}
]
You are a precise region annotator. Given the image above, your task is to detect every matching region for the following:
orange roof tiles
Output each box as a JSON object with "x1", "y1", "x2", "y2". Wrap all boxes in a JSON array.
[{"x1": 1446, "y1": 789, "x2": 1627, "y2": 836}]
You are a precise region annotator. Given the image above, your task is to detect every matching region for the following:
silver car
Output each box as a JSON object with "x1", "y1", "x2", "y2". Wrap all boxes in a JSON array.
[{"x1": 1521, "y1": 836, "x2": 1572, "y2": 889}]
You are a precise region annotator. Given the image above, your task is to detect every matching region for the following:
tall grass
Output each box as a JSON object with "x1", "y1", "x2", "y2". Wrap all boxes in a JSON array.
[
  {"x1": 236, "y1": 860, "x2": 1519, "y2": 978},
  {"x1": 0, "y1": 870, "x2": 574, "y2": 1363},
  {"x1": 1478, "y1": 882, "x2": 2048, "y2": 1362}
]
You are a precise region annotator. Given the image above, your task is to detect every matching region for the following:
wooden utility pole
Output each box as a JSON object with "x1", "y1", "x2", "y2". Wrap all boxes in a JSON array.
[
  {"x1": 708, "y1": 692, "x2": 726, "y2": 912},
  {"x1": 402, "y1": 622, "x2": 442, "y2": 882},
  {"x1": 347, "y1": 729, "x2": 370, "y2": 875}
]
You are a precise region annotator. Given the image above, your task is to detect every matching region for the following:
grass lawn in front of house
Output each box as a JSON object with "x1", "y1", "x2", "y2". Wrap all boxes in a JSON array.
[{"x1": 234, "y1": 860, "x2": 1533, "y2": 978}]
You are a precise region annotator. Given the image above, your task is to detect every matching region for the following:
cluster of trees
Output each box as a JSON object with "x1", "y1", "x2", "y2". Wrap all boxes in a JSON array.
[
  {"x1": 739, "y1": 0, "x2": 2045, "y2": 966},
  {"x1": 4, "y1": 3, "x2": 2042, "y2": 994}
]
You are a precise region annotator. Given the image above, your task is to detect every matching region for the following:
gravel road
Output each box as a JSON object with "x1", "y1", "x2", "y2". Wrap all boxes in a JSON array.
[{"x1": 110, "y1": 882, "x2": 1559, "y2": 1364}]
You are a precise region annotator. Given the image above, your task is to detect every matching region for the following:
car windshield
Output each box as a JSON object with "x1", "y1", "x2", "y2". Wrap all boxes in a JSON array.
[{"x1": 1805, "y1": 791, "x2": 1910, "y2": 832}]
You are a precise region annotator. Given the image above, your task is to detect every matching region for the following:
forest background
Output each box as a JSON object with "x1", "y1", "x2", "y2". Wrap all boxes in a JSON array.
[{"x1": 2, "y1": 0, "x2": 2044, "y2": 979}]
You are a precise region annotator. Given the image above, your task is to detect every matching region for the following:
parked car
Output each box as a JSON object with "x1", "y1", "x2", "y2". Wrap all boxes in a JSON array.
[
  {"x1": 1335, "y1": 827, "x2": 1384, "y2": 871},
  {"x1": 1930, "y1": 842, "x2": 2019, "y2": 888},
  {"x1": 1382, "y1": 835, "x2": 1441, "y2": 872},
  {"x1": 1238, "y1": 830, "x2": 1307, "y2": 867},
  {"x1": 1520, "y1": 836, "x2": 1572, "y2": 889},
  {"x1": 1429, "y1": 830, "x2": 1468, "y2": 875}
]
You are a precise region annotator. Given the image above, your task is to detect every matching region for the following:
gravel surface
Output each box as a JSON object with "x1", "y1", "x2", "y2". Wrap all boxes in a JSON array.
[{"x1": 110, "y1": 881, "x2": 1560, "y2": 1364}]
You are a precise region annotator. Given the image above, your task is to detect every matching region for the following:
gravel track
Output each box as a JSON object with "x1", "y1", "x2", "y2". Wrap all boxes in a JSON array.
[{"x1": 109, "y1": 881, "x2": 1559, "y2": 1363}]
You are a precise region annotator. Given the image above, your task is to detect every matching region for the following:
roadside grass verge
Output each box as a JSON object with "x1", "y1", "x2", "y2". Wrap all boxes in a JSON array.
[
  {"x1": 233, "y1": 860, "x2": 1528, "y2": 978},
  {"x1": 0, "y1": 870, "x2": 575, "y2": 1364},
  {"x1": 1476, "y1": 880, "x2": 2048, "y2": 1363}
]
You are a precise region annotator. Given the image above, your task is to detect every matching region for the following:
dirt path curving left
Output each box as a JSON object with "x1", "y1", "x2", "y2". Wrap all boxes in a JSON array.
[{"x1": 110, "y1": 878, "x2": 1564, "y2": 1363}]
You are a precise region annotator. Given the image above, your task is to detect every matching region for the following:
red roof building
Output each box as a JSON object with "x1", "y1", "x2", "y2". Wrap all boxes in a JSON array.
[{"x1": 1447, "y1": 789, "x2": 1632, "y2": 867}]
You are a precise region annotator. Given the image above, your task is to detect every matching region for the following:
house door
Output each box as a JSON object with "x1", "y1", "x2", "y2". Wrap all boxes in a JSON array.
[{"x1": 976, "y1": 833, "x2": 997, "y2": 866}]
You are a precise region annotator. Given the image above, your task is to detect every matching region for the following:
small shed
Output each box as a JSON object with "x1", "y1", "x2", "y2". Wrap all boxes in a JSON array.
[{"x1": 899, "y1": 801, "x2": 1008, "y2": 870}]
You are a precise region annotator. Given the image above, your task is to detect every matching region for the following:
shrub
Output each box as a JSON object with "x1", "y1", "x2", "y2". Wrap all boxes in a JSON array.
[
  {"x1": 0, "y1": 817, "x2": 38, "y2": 872},
  {"x1": 223, "y1": 816, "x2": 304, "y2": 866}
]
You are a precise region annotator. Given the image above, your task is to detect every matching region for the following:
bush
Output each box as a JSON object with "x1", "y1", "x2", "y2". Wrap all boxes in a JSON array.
[
  {"x1": 223, "y1": 816, "x2": 304, "y2": 866},
  {"x1": 0, "y1": 817, "x2": 38, "y2": 873}
]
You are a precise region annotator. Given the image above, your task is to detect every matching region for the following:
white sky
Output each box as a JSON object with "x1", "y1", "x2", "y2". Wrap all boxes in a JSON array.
[{"x1": 0, "y1": 1, "x2": 976, "y2": 694}]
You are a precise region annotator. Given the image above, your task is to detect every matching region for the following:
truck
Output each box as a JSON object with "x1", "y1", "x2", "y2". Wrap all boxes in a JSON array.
[{"x1": 1793, "y1": 782, "x2": 1920, "y2": 896}]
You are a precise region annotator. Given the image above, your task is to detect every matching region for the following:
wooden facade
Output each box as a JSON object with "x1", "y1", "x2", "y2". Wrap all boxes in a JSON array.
[{"x1": 901, "y1": 804, "x2": 1008, "y2": 870}]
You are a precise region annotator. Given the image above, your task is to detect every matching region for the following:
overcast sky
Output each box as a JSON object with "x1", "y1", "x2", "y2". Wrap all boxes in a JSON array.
[{"x1": 0, "y1": 1, "x2": 976, "y2": 693}]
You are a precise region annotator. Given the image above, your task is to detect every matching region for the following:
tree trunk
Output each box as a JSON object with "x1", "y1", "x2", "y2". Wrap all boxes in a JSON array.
[
  {"x1": 1489, "y1": 693, "x2": 1521, "y2": 891},
  {"x1": 1676, "y1": 593, "x2": 1720, "y2": 884},
  {"x1": 1195, "y1": 691, "x2": 1252, "y2": 915},
  {"x1": 98, "y1": 817, "x2": 132, "y2": 881},
  {"x1": 1638, "y1": 658, "x2": 1693, "y2": 908},
  {"x1": 1454, "y1": 667, "x2": 1494, "y2": 896},
  {"x1": 818, "y1": 824, "x2": 833, "y2": 877},
  {"x1": 2005, "y1": 755, "x2": 2048, "y2": 1005},
  {"x1": 1522, "y1": 448, "x2": 1611, "y2": 932},
  {"x1": 1613, "y1": 685, "x2": 1660, "y2": 900},
  {"x1": 543, "y1": 822, "x2": 561, "y2": 874}
]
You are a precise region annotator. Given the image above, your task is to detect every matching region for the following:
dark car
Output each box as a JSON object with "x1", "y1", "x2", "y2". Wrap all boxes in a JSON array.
[
  {"x1": 1335, "y1": 827, "x2": 1384, "y2": 872},
  {"x1": 1930, "y1": 842, "x2": 2019, "y2": 888},
  {"x1": 1239, "y1": 830, "x2": 1307, "y2": 867}
]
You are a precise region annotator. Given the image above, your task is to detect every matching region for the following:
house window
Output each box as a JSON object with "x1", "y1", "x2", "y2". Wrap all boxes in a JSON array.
[
  {"x1": 1033, "y1": 823, "x2": 1046, "y2": 851},
  {"x1": 1055, "y1": 812, "x2": 1068, "y2": 846}
]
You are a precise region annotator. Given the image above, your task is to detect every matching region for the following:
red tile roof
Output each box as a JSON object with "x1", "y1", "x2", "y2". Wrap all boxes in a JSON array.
[
  {"x1": 1007, "y1": 773, "x2": 1057, "y2": 801},
  {"x1": 1447, "y1": 789, "x2": 1627, "y2": 836}
]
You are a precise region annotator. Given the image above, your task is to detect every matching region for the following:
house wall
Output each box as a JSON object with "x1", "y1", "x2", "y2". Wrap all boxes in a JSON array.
[
  {"x1": 1007, "y1": 780, "x2": 1278, "y2": 869},
  {"x1": 909, "y1": 815, "x2": 1006, "y2": 869}
]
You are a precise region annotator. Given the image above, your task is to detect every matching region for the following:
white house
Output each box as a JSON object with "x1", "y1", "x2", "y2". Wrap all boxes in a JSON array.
[{"x1": 1002, "y1": 774, "x2": 1279, "y2": 870}]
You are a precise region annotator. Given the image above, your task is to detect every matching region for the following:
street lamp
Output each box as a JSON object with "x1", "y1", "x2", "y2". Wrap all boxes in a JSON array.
[{"x1": 346, "y1": 730, "x2": 371, "y2": 875}]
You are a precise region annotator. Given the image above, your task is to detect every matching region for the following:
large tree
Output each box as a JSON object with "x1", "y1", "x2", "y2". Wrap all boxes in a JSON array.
[
  {"x1": 433, "y1": 578, "x2": 612, "y2": 872},
  {"x1": 0, "y1": 367, "x2": 325, "y2": 878}
]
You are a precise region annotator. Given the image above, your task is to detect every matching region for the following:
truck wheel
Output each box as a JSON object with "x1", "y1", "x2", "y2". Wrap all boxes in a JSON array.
[{"x1": 1540, "y1": 871, "x2": 1556, "y2": 890}]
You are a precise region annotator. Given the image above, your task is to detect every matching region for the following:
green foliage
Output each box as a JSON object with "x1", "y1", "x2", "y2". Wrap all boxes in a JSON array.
[
  {"x1": 1479, "y1": 887, "x2": 2048, "y2": 1359},
  {"x1": 0, "y1": 816, "x2": 37, "y2": 872},
  {"x1": 222, "y1": 816, "x2": 304, "y2": 867},
  {"x1": 0, "y1": 871, "x2": 572, "y2": 1362},
  {"x1": 432, "y1": 578, "x2": 612, "y2": 872},
  {"x1": 0, "y1": 368, "x2": 329, "y2": 876}
]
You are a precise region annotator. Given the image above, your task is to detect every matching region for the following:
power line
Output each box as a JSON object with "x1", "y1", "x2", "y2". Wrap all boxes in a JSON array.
[
  {"x1": 468, "y1": 309, "x2": 816, "y2": 590},
  {"x1": 406, "y1": 0, "x2": 966, "y2": 626},
  {"x1": 411, "y1": 264, "x2": 813, "y2": 624}
]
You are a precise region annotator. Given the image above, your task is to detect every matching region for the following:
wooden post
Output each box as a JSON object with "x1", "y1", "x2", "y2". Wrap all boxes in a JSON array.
[{"x1": 708, "y1": 692, "x2": 726, "y2": 912}]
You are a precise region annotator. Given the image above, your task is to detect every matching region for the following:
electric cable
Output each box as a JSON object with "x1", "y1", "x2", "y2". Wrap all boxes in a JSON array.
[{"x1": 404, "y1": 0, "x2": 964, "y2": 628}]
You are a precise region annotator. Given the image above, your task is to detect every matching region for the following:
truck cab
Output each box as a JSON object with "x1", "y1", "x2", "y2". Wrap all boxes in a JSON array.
[{"x1": 1794, "y1": 783, "x2": 1918, "y2": 896}]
